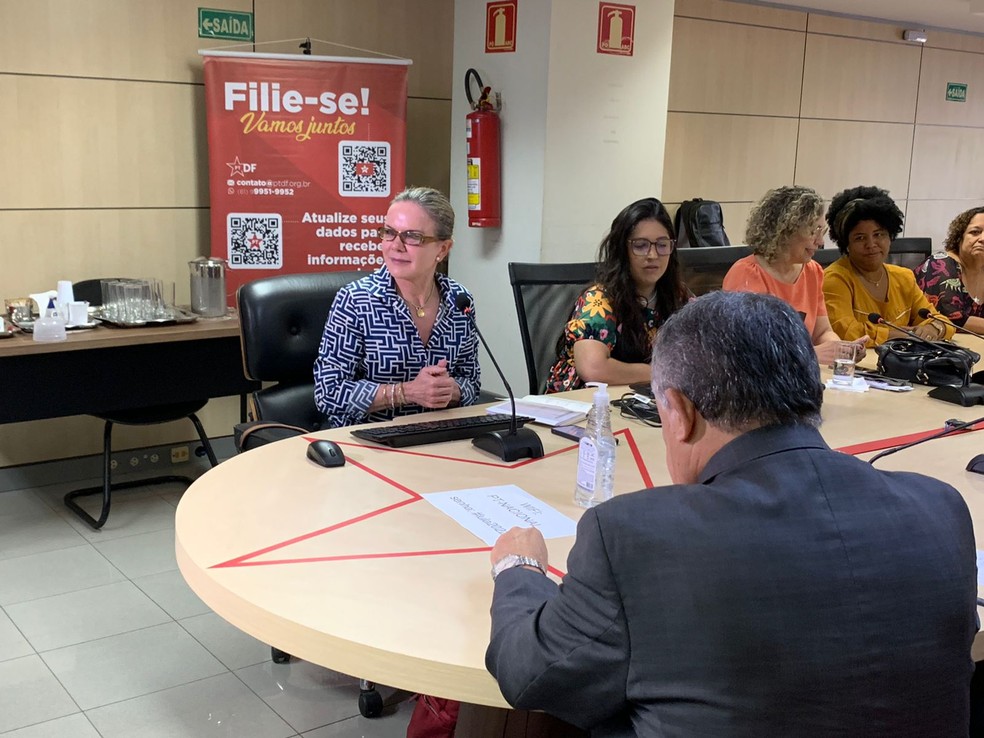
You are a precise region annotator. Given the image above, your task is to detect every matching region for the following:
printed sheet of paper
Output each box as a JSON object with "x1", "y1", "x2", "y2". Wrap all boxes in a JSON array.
[{"x1": 423, "y1": 484, "x2": 577, "y2": 546}]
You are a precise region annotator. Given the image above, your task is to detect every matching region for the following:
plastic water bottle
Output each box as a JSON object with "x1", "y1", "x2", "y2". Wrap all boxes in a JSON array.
[{"x1": 574, "y1": 382, "x2": 617, "y2": 508}]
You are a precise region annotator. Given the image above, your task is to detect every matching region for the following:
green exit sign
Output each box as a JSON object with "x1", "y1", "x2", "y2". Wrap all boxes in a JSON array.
[
  {"x1": 199, "y1": 8, "x2": 253, "y2": 41},
  {"x1": 946, "y1": 82, "x2": 968, "y2": 102}
]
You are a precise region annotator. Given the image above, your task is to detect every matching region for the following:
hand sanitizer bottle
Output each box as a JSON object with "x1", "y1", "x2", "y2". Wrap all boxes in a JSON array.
[{"x1": 574, "y1": 382, "x2": 617, "y2": 508}]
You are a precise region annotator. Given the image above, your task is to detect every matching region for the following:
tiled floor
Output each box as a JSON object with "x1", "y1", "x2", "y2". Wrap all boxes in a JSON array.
[{"x1": 0, "y1": 480, "x2": 412, "y2": 737}]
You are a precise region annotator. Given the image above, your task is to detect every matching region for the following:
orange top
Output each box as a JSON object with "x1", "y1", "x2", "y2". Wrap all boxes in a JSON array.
[{"x1": 722, "y1": 255, "x2": 827, "y2": 337}]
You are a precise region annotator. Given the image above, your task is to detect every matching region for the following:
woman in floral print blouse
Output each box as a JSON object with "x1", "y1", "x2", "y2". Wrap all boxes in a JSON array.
[
  {"x1": 545, "y1": 198, "x2": 690, "y2": 393},
  {"x1": 914, "y1": 206, "x2": 984, "y2": 333}
]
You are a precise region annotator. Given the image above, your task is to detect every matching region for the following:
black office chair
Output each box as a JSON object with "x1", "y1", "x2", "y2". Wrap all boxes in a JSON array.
[
  {"x1": 508, "y1": 262, "x2": 598, "y2": 396},
  {"x1": 676, "y1": 245, "x2": 752, "y2": 296},
  {"x1": 813, "y1": 248, "x2": 841, "y2": 268},
  {"x1": 887, "y1": 237, "x2": 933, "y2": 270},
  {"x1": 237, "y1": 270, "x2": 391, "y2": 717},
  {"x1": 236, "y1": 270, "x2": 361, "y2": 434},
  {"x1": 64, "y1": 278, "x2": 218, "y2": 530}
]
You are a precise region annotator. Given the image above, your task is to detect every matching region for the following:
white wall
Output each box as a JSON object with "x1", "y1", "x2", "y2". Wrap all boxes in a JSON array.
[
  {"x1": 541, "y1": 1, "x2": 675, "y2": 262},
  {"x1": 450, "y1": 0, "x2": 553, "y2": 395},
  {"x1": 450, "y1": 0, "x2": 674, "y2": 396}
]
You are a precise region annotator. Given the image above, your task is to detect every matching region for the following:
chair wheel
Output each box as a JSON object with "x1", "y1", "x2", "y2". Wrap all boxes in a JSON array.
[
  {"x1": 271, "y1": 647, "x2": 291, "y2": 663},
  {"x1": 359, "y1": 688, "x2": 384, "y2": 718}
]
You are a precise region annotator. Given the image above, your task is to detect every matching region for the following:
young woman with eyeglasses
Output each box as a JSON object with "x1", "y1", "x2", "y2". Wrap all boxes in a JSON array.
[
  {"x1": 313, "y1": 186, "x2": 480, "y2": 428},
  {"x1": 722, "y1": 185, "x2": 867, "y2": 365},
  {"x1": 545, "y1": 198, "x2": 690, "y2": 393}
]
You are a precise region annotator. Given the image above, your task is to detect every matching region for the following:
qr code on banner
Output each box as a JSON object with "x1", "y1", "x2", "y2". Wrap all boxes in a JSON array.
[
  {"x1": 227, "y1": 213, "x2": 283, "y2": 270},
  {"x1": 338, "y1": 140, "x2": 391, "y2": 198}
]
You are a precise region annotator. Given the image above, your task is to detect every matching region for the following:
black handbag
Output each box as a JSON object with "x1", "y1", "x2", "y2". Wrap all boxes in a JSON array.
[{"x1": 875, "y1": 338, "x2": 979, "y2": 387}]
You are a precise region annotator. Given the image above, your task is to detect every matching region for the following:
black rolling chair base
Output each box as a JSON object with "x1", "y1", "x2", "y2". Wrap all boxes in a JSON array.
[
  {"x1": 64, "y1": 474, "x2": 195, "y2": 530},
  {"x1": 358, "y1": 680, "x2": 383, "y2": 718}
]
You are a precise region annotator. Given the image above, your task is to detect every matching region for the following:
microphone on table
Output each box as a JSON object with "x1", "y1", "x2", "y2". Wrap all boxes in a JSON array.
[
  {"x1": 454, "y1": 293, "x2": 544, "y2": 462},
  {"x1": 867, "y1": 414, "x2": 984, "y2": 465},
  {"x1": 917, "y1": 308, "x2": 984, "y2": 341},
  {"x1": 867, "y1": 312, "x2": 942, "y2": 349},
  {"x1": 868, "y1": 312, "x2": 984, "y2": 406}
]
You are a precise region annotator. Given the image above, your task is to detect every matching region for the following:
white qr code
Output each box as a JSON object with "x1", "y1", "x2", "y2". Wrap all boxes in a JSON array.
[
  {"x1": 338, "y1": 140, "x2": 391, "y2": 198},
  {"x1": 227, "y1": 213, "x2": 283, "y2": 270}
]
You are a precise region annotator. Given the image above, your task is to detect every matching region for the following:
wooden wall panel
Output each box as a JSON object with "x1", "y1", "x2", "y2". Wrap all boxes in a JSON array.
[
  {"x1": 0, "y1": 209, "x2": 207, "y2": 308},
  {"x1": 806, "y1": 13, "x2": 904, "y2": 43},
  {"x1": 904, "y1": 199, "x2": 979, "y2": 253},
  {"x1": 662, "y1": 113, "x2": 798, "y2": 204},
  {"x1": 253, "y1": 0, "x2": 453, "y2": 99},
  {"x1": 909, "y1": 125, "x2": 984, "y2": 201},
  {"x1": 794, "y1": 120, "x2": 914, "y2": 201},
  {"x1": 674, "y1": 0, "x2": 806, "y2": 30},
  {"x1": 0, "y1": 0, "x2": 249, "y2": 82},
  {"x1": 406, "y1": 99, "x2": 452, "y2": 195},
  {"x1": 718, "y1": 202, "x2": 755, "y2": 245},
  {"x1": 927, "y1": 30, "x2": 984, "y2": 55},
  {"x1": 668, "y1": 19, "x2": 805, "y2": 116},
  {"x1": 916, "y1": 48, "x2": 984, "y2": 126},
  {"x1": 0, "y1": 76, "x2": 206, "y2": 209},
  {"x1": 800, "y1": 35, "x2": 920, "y2": 122}
]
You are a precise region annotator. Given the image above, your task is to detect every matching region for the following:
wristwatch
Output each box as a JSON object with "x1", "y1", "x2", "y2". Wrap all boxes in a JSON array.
[{"x1": 491, "y1": 554, "x2": 546, "y2": 581}]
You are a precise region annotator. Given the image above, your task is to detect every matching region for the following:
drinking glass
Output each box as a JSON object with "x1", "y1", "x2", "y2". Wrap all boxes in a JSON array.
[{"x1": 832, "y1": 342, "x2": 858, "y2": 386}]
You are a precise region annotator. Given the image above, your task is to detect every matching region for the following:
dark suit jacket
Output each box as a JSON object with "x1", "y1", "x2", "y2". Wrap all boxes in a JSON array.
[{"x1": 486, "y1": 424, "x2": 978, "y2": 737}]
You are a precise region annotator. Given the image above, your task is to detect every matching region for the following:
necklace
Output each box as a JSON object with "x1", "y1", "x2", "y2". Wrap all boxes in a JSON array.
[
  {"x1": 403, "y1": 281, "x2": 435, "y2": 318},
  {"x1": 856, "y1": 265, "x2": 884, "y2": 289}
]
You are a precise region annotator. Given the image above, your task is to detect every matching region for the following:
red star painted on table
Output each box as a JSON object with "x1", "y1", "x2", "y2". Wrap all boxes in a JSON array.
[
  {"x1": 205, "y1": 423, "x2": 967, "y2": 578},
  {"x1": 210, "y1": 428, "x2": 654, "y2": 578}
]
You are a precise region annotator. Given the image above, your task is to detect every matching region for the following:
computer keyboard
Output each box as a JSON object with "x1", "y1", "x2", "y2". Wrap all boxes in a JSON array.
[{"x1": 350, "y1": 413, "x2": 535, "y2": 448}]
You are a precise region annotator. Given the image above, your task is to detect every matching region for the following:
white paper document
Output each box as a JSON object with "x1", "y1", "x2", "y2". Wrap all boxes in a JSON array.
[
  {"x1": 423, "y1": 484, "x2": 577, "y2": 546},
  {"x1": 486, "y1": 399, "x2": 585, "y2": 426}
]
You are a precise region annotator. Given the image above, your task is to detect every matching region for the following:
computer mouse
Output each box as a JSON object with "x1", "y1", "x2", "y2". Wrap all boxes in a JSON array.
[
  {"x1": 306, "y1": 439, "x2": 346, "y2": 467},
  {"x1": 967, "y1": 454, "x2": 984, "y2": 475}
]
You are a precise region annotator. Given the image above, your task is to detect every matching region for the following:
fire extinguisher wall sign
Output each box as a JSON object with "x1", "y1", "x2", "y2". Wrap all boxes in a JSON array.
[{"x1": 465, "y1": 69, "x2": 501, "y2": 228}]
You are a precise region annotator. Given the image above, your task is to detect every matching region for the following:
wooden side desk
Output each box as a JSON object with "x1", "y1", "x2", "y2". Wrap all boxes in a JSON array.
[
  {"x1": 0, "y1": 316, "x2": 258, "y2": 424},
  {"x1": 175, "y1": 380, "x2": 984, "y2": 720}
]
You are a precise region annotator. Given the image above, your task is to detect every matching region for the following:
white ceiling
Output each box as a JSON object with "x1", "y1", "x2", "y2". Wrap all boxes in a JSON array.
[{"x1": 746, "y1": 0, "x2": 984, "y2": 36}]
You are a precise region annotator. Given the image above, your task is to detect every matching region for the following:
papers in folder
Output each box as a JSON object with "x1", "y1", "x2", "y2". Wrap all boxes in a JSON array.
[{"x1": 486, "y1": 395, "x2": 589, "y2": 426}]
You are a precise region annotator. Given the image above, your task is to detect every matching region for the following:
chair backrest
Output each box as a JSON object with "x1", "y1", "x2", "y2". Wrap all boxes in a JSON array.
[
  {"x1": 71, "y1": 278, "x2": 125, "y2": 306},
  {"x1": 886, "y1": 237, "x2": 932, "y2": 269},
  {"x1": 813, "y1": 248, "x2": 841, "y2": 268},
  {"x1": 237, "y1": 270, "x2": 361, "y2": 429},
  {"x1": 508, "y1": 262, "x2": 598, "y2": 396},
  {"x1": 676, "y1": 245, "x2": 752, "y2": 296}
]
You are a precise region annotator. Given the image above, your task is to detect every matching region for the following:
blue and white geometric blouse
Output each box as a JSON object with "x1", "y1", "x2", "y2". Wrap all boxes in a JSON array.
[{"x1": 313, "y1": 265, "x2": 481, "y2": 428}]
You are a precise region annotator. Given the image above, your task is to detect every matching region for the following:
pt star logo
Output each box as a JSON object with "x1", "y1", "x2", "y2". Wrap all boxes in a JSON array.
[
  {"x1": 355, "y1": 161, "x2": 375, "y2": 177},
  {"x1": 227, "y1": 156, "x2": 250, "y2": 176}
]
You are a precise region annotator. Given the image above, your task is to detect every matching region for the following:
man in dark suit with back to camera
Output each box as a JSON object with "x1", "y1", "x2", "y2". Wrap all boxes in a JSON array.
[{"x1": 485, "y1": 290, "x2": 977, "y2": 737}]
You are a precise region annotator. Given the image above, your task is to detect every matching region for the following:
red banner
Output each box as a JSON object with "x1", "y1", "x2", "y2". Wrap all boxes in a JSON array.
[{"x1": 202, "y1": 53, "x2": 409, "y2": 302}]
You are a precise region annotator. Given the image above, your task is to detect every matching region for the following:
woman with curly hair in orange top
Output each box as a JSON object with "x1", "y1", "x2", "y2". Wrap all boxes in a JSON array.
[{"x1": 545, "y1": 198, "x2": 690, "y2": 393}]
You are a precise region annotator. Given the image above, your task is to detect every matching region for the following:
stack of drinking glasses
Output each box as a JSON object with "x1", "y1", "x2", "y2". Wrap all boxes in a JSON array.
[{"x1": 98, "y1": 279, "x2": 176, "y2": 326}]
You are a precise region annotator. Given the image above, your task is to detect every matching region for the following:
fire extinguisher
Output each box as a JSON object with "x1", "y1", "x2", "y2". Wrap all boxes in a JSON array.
[{"x1": 465, "y1": 68, "x2": 501, "y2": 228}]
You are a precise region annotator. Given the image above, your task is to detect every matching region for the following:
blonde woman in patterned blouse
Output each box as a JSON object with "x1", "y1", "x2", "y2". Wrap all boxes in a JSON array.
[{"x1": 545, "y1": 198, "x2": 690, "y2": 393}]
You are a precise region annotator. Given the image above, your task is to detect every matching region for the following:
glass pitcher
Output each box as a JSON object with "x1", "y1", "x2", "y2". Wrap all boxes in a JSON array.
[{"x1": 189, "y1": 257, "x2": 228, "y2": 317}]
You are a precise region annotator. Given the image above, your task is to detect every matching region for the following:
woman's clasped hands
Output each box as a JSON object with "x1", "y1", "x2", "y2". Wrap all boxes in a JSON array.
[{"x1": 405, "y1": 358, "x2": 460, "y2": 408}]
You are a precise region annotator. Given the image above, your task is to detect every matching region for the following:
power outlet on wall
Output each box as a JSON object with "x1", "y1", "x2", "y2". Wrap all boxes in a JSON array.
[{"x1": 170, "y1": 446, "x2": 190, "y2": 464}]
